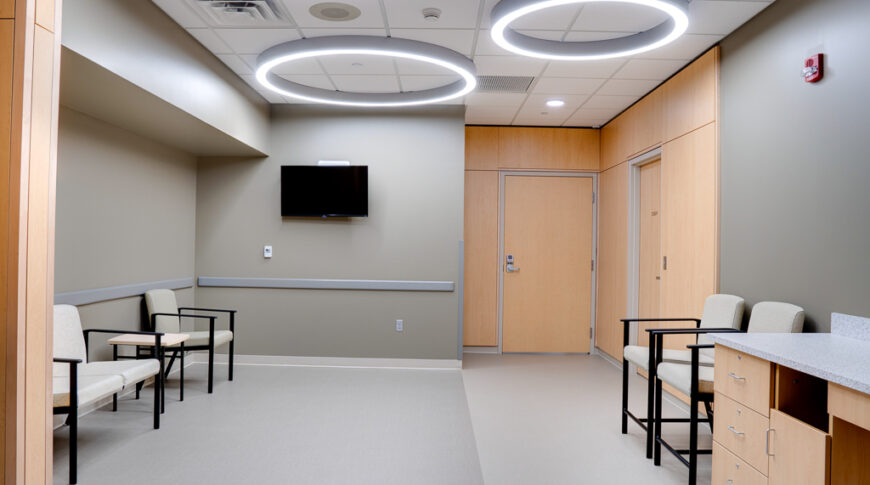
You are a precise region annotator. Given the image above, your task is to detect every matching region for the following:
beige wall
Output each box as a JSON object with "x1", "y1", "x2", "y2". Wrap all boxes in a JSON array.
[
  {"x1": 55, "y1": 107, "x2": 196, "y2": 358},
  {"x1": 61, "y1": 0, "x2": 270, "y2": 154},
  {"x1": 195, "y1": 105, "x2": 465, "y2": 360}
]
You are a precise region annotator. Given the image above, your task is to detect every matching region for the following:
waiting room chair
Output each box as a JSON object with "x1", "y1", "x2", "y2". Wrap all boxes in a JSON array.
[
  {"x1": 621, "y1": 294, "x2": 745, "y2": 458},
  {"x1": 652, "y1": 301, "x2": 806, "y2": 485},
  {"x1": 144, "y1": 289, "x2": 237, "y2": 393},
  {"x1": 53, "y1": 304, "x2": 163, "y2": 484}
]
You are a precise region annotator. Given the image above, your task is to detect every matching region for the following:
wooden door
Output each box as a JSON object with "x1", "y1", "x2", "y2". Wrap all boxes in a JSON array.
[
  {"x1": 769, "y1": 409, "x2": 831, "y2": 485},
  {"x1": 637, "y1": 161, "x2": 661, "y2": 346},
  {"x1": 502, "y1": 176, "x2": 594, "y2": 353}
]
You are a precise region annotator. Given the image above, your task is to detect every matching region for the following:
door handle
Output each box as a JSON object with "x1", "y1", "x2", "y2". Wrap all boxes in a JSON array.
[{"x1": 505, "y1": 254, "x2": 519, "y2": 273}]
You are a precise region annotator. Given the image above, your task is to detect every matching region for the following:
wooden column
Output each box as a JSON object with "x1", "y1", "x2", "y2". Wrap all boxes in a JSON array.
[{"x1": 2, "y1": 0, "x2": 62, "y2": 483}]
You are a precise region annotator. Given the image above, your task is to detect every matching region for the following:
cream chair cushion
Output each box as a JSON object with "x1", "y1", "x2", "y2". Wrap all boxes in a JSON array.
[
  {"x1": 696, "y1": 294, "x2": 746, "y2": 347},
  {"x1": 53, "y1": 374, "x2": 123, "y2": 407},
  {"x1": 54, "y1": 304, "x2": 88, "y2": 363},
  {"x1": 656, "y1": 362, "x2": 715, "y2": 397},
  {"x1": 55, "y1": 360, "x2": 160, "y2": 388},
  {"x1": 145, "y1": 289, "x2": 181, "y2": 333},
  {"x1": 624, "y1": 346, "x2": 715, "y2": 371},
  {"x1": 747, "y1": 301, "x2": 805, "y2": 334},
  {"x1": 172, "y1": 330, "x2": 233, "y2": 348}
]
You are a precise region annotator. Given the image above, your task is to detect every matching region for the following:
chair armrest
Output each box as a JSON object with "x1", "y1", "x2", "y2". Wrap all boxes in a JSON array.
[
  {"x1": 151, "y1": 313, "x2": 216, "y2": 345},
  {"x1": 646, "y1": 328, "x2": 741, "y2": 335},
  {"x1": 178, "y1": 307, "x2": 236, "y2": 314},
  {"x1": 686, "y1": 344, "x2": 715, "y2": 350},
  {"x1": 53, "y1": 357, "x2": 82, "y2": 364},
  {"x1": 83, "y1": 329, "x2": 165, "y2": 361},
  {"x1": 621, "y1": 318, "x2": 700, "y2": 324}
]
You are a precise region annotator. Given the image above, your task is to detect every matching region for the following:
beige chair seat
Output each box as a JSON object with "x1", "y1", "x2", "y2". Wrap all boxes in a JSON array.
[
  {"x1": 53, "y1": 374, "x2": 123, "y2": 407},
  {"x1": 656, "y1": 362, "x2": 715, "y2": 397},
  {"x1": 171, "y1": 330, "x2": 233, "y2": 348},
  {"x1": 54, "y1": 360, "x2": 160, "y2": 388},
  {"x1": 624, "y1": 345, "x2": 715, "y2": 371}
]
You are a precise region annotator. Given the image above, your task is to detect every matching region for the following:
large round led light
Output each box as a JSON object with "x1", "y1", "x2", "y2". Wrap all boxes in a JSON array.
[
  {"x1": 256, "y1": 36, "x2": 477, "y2": 107},
  {"x1": 491, "y1": 0, "x2": 689, "y2": 61}
]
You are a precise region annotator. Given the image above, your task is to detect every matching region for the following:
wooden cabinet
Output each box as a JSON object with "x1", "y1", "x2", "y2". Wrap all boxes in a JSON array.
[
  {"x1": 498, "y1": 127, "x2": 599, "y2": 171},
  {"x1": 465, "y1": 126, "x2": 499, "y2": 171},
  {"x1": 768, "y1": 409, "x2": 830, "y2": 485},
  {"x1": 600, "y1": 89, "x2": 662, "y2": 171},
  {"x1": 662, "y1": 47, "x2": 718, "y2": 143},
  {"x1": 713, "y1": 441, "x2": 768, "y2": 485},
  {"x1": 714, "y1": 392, "x2": 772, "y2": 475},
  {"x1": 714, "y1": 346, "x2": 775, "y2": 415},
  {"x1": 463, "y1": 171, "x2": 499, "y2": 346}
]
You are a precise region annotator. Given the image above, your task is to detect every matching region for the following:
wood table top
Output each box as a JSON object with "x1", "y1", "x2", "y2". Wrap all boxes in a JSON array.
[{"x1": 107, "y1": 333, "x2": 189, "y2": 347}]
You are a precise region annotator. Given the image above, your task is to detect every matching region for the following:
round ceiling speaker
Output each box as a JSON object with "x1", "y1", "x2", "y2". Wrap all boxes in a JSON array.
[
  {"x1": 255, "y1": 36, "x2": 477, "y2": 107},
  {"x1": 309, "y1": 2, "x2": 362, "y2": 22},
  {"x1": 490, "y1": 0, "x2": 690, "y2": 61}
]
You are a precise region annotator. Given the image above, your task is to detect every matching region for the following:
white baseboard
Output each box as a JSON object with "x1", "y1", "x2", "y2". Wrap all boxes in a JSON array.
[
  {"x1": 189, "y1": 352, "x2": 462, "y2": 370},
  {"x1": 463, "y1": 346, "x2": 499, "y2": 354},
  {"x1": 53, "y1": 358, "x2": 194, "y2": 430}
]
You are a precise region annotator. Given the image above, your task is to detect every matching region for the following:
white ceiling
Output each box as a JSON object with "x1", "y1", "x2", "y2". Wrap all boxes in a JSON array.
[{"x1": 153, "y1": 0, "x2": 774, "y2": 127}]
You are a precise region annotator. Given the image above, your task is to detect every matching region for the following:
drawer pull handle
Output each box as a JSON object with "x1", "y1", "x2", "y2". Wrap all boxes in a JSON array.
[
  {"x1": 726, "y1": 481, "x2": 734, "y2": 485},
  {"x1": 766, "y1": 427, "x2": 775, "y2": 456},
  {"x1": 727, "y1": 425, "x2": 744, "y2": 436},
  {"x1": 728, "y1": 372, "x2": 746, "y2": 381}
]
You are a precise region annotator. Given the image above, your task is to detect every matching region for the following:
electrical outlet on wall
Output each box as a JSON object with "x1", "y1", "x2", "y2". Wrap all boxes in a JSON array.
[
  {"x1": 264, "y1": 245, "x2": 272, "y2": 258},
  {"x1": 396, "y1": 319, "x2": 403, "y2": 332}
]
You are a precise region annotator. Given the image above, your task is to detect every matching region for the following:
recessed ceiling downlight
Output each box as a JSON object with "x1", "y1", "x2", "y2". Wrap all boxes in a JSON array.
[
  {"x1": 309, "y1": 2, "x2": 361, "y2": 21},
  {"x1": 256, "y1": 36, "x2": 477, "y2": 107},
  {"x1": 491, "y1": 0, "x2": 689, "y2": 61}
]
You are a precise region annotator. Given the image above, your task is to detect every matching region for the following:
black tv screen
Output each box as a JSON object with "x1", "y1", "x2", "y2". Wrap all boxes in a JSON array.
[{"x1": 281, "y1": 165, "x2": 368, "y2": 217}]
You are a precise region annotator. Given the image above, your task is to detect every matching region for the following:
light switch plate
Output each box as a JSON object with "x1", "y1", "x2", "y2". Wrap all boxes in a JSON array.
[{"x1": 264, "y1": 245, "x2": 272, "y2": 258}]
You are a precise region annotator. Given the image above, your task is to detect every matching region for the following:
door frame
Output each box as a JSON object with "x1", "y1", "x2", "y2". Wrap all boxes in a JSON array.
[
  {"x1": 497, "y1": 171, "x2": 598, "y2": 355},
  {"x1": 626, "y1": 147, "x2": 663, "y2": 347}
]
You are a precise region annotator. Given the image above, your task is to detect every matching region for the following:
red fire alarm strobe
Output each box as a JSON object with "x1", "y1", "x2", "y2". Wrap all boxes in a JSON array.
[{"x1": 803, "y1": 53, "x2": 824, "y2": 83}]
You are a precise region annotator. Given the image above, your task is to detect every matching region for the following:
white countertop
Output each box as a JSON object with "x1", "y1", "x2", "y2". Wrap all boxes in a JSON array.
[{"x1": 708, "y1": 332, "x2": 870, "y2": 395}]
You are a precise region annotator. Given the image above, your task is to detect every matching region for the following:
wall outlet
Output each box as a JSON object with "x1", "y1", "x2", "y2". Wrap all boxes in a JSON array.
[
  {"x1": 264, "y1": 245, "x2": 272, "y2": 258},
  {"x1": 396, "y1": 319, "x2": 403, "y2": 332}
]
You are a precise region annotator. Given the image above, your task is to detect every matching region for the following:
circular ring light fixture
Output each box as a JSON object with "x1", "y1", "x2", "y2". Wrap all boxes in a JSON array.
[
  {"x1": 256, "y1": 36, "x2": 477, "y2": 107},
  {"x1": 491, "y1": 0, "x2": 689, "y2": 61}
]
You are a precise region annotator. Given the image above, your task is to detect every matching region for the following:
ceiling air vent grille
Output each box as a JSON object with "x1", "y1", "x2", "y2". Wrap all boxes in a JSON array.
[
  {"x1": 191, "y1": 0, "x2": 293, "y2": 27},
  {"x1": 475, "y1": 75, "x2": 534, "y2": 93}
]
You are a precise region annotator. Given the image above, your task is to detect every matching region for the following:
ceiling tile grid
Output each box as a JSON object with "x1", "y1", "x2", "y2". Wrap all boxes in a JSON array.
[{"x1": 153, "y1": 0, "x2": 775, "y2": 127}]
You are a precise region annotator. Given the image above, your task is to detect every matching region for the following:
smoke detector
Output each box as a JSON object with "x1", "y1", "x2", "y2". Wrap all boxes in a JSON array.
[
  {"x1": 422, "y1": 8, "x2": 441, "y2": 22},
  {"x1": 309, "y1": 2, "x2": 362, "y2": 21}
]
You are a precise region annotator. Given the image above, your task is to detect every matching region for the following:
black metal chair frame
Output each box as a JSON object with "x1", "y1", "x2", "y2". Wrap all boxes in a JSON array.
[
  {"x1": 620, "y1": 317, "x2": 701, "y2": 459},
  {"x1": 650, "y1": 328, "x2": 741, "y2": 485},
  {"x1": 148, "y1": 307, "x2": 236, "y2": 394},
  {"x1": 54, "y1": 329, "x2": 164, "y2": 485}
]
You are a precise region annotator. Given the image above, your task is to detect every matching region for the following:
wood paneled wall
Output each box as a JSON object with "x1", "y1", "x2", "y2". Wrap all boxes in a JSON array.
[
  {"x1": 595, "y1": 47, "x2": 720, "y2": 360},
  {"x1": 464, "y1": 127, "x2": 599, "y2": 347},
  {"x1": 2, "y1": 0, "x2": 62, "y2": 482}
]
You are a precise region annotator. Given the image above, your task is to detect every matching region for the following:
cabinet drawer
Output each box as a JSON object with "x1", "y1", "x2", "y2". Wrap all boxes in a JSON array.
[
  {"x1": 714, "y1": 392, "x2": 770, "y2": 475},
  {"x1": 769, "y1": 409, "x2": 830, "y2": 485},
  {"x1": 713, "y1": 441, "x2": 768, "y2": 485},
  {"x1": 715, "y1": 345, "x2": 773, "y2": 415}
]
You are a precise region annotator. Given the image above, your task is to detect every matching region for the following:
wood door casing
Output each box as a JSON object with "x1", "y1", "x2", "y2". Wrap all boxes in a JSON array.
[
  {"x1": 463, "y1": 171, "x2": 499, "y2": 346},
  {"x1": 502, "y1": 176, "x2": 594, "y2": 353},
  {"x1": 595, "y1": 163, "x2": 628, "y2": 359},
  {"x1": 637, "y1": 161, "x2": 660, "y2": 346}
]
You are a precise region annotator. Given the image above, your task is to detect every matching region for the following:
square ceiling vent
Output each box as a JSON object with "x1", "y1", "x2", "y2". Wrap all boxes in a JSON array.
[
  {"x1": 475, "y1": 75, "x2": 535, "y2": 93},
  {"x1": 189, "y1": 0, "x2": 293, "y2": 27}
]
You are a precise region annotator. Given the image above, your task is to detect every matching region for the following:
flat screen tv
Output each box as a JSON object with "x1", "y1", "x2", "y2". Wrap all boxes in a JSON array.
[{"x1": 281, "y1": 165, "x2": 368, "y2": 217}]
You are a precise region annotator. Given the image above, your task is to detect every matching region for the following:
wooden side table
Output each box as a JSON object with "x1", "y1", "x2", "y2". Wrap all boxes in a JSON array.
[{"x1": 108, "y1": 333, "x2": 189, "y2": 413}]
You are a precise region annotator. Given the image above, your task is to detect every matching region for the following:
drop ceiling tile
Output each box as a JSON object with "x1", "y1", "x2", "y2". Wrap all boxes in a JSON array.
[
  {"x1": 581, "y1": 94, "x2": 637, "y2": 110},
  {"x1": 300, "y1": 27, "x2": 387, "y2": 38},
  {"x1": 687, "y1": 1, "x2": 773, "y2": 35},
  {"x1": 187, "y1": 29, "x2": 233, "y2": 54},
  {"x1": 596, "y1": 79, "x2": 660, "y2": 96},
  {"x1": 319, "y1": 54, "x2": 396, "y2": 75},
  {"x1": 532, "y1": 77, "x2": 606, "y2": 95},
  {"x1": 395, "y1": 58, "x2": 455, "y2": 76},
  {"x1": 389, "y1": 29, "x2": 475, "y2": 57},
  {"x1": 542, "y1": 58, "x2": 626, "y2": 78},
  {"x1": 466, "y1": 105, "x2": 519, "y2": 125},
  {"x1": 475, "y1": 30, "x2": 513, "y2": 56},
  {"x1": 572, "y1": 2, "x2": 668, "y2": 32},
  {"x1": 514, "y1": 94, "x2": 587, "y2": 125},
  {"x1": 213, "y1": 28, "x2": 301, "y2": 54},
  {"x1": 153, "y1": 0, "x2": 207, "y2": 28},
  {"x1": 510, "y1": 4, "x2": 580, "y2": 30},
  {"x1": 512, "y1": 112, "x2": 571, "y2": 126},
  {"x1": 478, "y1": 0, "x2": 499, "y2": 29},
  {"x1": 216, "y1": 54, "x2": 253, "y2": 75},
  {"x1": 465, "y1": 92, "x2": 527, "y2": 108},
  {"x1": 240, "y1": 54, "x2": 325, "y2": 75},
  {"x1": 613, "y1": 59, "x2": 686, "y2": 80},
  {"x1": 279, "y1": 74, "x2": 335, "y2": 90},
  {"x1": 633, "y1": 34, "x2": 723, "y2": 60},
  {"x1": 331, "y1": 75, "x2": 400, "y2": 93},
  {"x1": 563, "y1": 31, "x2": 636, "y2": 42},
  {"x1": 516, "y1": 30, "x2": 567, "y2": 41},
  {"x1": 383, "y1": 0, "x2": 482, "y2": 29},
  {"x1": 474, "y1": 56, "x2": 546, "y2": 76},
  {"x1": 564, "y1": 108, "x2": 621, "y2": 127},
  {"x1": 281, "y1": 0, "x2": 384, "y2": 29},
  {"x1": 400, "y1": 76, "x2": 461, "y2": 91}
]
